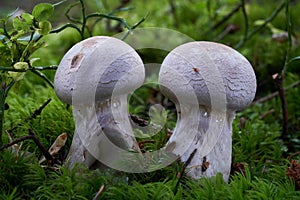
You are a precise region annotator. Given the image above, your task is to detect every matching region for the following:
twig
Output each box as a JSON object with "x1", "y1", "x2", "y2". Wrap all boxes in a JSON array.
[
  {"x1": 288, "y1": 151, "x2": 300, "y2": 160},
  {"x1": 29, "y1": 98, "x2": 52, "y2": 120},
  {"x1": 252, "y1": 80, "x2": 300, "y2": 104},
  {"x1": 235, "y1": 0, "x2": 285, "y2": 49},
  {"x1": 260, "y1": 109, "x2": 275, "y2": 120},
  {"x1": 274, "y1": 75, "x2": 288, "y2": 138},
  {"x1": 0, "y1": 135, "x2": 34, "y2": 151},
  {"x1": 174, "y1": 149, "x2": 197, "y2": 194},
  {"x1": 28, "y1": 129, "x2": 54, "y2": 162},
  {"x1": 8, "y1": 98, "x2": 52, "y2": 134},
  {"x1": 211, "y1": 3, "x2": 242, "y2": 30},
  {"x1": 30, "y1": 70, "x2": 54, "y2": 88},
  {"x1": 240, "y1": 0, "x2": 249, "y2": 45},
  {"x1": 130, "y1": 114, "x2": 173, "y2": 136},
  {"x1": 0, "y1": 129, "x2": 54, "y2": 163},
  {"x1": 275, "y1": 0, "x2": 292, "y2": 139},
  {"x1": 168, "y1": 0, "x2": 178, "y2": 28},
  {"x1": 93, "y1": 184, "x2": 105, "y2": 200},
  {"x1": 215, "y1": 24, "x2": 239, "y2": 41}
]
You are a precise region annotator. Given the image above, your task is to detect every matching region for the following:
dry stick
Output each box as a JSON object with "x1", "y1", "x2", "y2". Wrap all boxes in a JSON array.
[
  {"x1": 174, "y1": 149, "x2": 197, "y2": 193},
  {"x1": 252, "y1": 80, "x2": 300, "y2": 104},
  {"x1": 28, "y1": 129, "x2": 53, "y2": 162},
  {"x1": 235, "y1": 0, "x2": 285, "y2": 49},
  {"x1": 29, "y1": 98, "x2": 52, "y2": 120},
  {"x1": 93, "y1": 184, "x2": 105, "y2": 200},
  {"x1": 168, "y1": 0, "x2": 178, "y2": 28},
  {"x1": 275, "y1": 76, "x2": 289, "y2": 138},
  {"x1": 287, "y1": 151, "x2": 300, "y2": 160},
  {"x1": 0, "y1": 134, "x2": 34, "y2": 151},
  {"x1": 276, "y1": 0, "x2": 292, "y2": 139},
  {"x1": 8, "y1": 98, "x2": 52, "y2": 133},
  {"x1": 0, "y1": 129, "x2": 54, "y2": 162},
  {"x1": 211, "y1": 2, "x2": 242, "y2": 30}
]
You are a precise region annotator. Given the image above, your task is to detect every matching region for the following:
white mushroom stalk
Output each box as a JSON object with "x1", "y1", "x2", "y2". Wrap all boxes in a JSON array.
[
  {"x1": 54, "y1": 36, "x2": 144, "y2": 168},
  {"x1": 159, "y1": 41, "x2": 256, "y2": 181}
]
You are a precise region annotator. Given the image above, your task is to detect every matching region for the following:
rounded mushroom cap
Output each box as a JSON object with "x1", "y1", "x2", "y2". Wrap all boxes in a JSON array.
[
  {"x1": 54, "y1": 36, "x2": 144, "y2": 104},
  {"x1": 159, "y1": 41, "x2": 256, "y2": 111}
]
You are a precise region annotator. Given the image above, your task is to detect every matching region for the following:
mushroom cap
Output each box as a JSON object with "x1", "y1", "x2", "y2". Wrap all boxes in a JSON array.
[
  {"x1": 158, "y1": 41, "x2": 256, "y2": 111},
  {"x1": 54, "y1": 36, "x2": 144, "y2": 104}
]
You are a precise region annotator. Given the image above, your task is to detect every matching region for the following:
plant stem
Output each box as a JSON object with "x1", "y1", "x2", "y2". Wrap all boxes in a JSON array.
[
  {"x1": 79, "y1": 0, "x2": 87, "y2": 40},
  {"x1": 240, "y1": 0, "x2": 249, "y2": 45},
  {"x1": 0, "y1": 85, "x2": 5, "y2": 146},
  {"x1": 0, "y1": 81, "x2": 14, "y2": 146},
  {"x1": 0, "y1": 134, "x2": 35, "y2": 151},
  {"x1": 211, "y1": 2, "x2": 242, "y2": 30},
  {"x1": 276, "y1": 0, "x2": 292, "y2": 139},
  {"x1": 274, "y1": 75, "x2": 288, "y2": 138},
  {"x1": 235, "y1": 0, "x2": 285, "y2": 49},
  {"x1": 281, "y1": 0, "x2": 292, "y2": 77}
]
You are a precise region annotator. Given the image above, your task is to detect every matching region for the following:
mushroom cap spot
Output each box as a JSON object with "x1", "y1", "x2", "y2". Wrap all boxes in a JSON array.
[
  {"x1": 54, "y1": 36, "x2": 111, "y2": 104},
  {"x1": 54, "y1": 36, "x2": 145, "y2": 104},
  {"x1": 159, "y1": 41, "x2": 256, "y2": 111}
]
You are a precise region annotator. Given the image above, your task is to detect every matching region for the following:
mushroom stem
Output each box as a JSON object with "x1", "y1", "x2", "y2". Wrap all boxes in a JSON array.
[
  {"x1": 181, "y1": 109, "x2": 235, "y2": 182},
  {"x1": 67, "y1": 95, "x2": 138, "y2": 168},
  {"x1": 168, "y1": 104, "x2": 235, "y2": 181}
]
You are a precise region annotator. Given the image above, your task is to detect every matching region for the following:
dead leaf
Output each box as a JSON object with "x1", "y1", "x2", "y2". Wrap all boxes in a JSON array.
[{"x1": 39, "y1": 133, "x2": 67, "y2": 164}]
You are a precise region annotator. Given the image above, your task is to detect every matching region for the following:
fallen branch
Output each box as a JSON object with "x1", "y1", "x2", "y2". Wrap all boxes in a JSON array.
[
  {"x1": 252, "y1": 80, "x2": 300, "y2": 104},
  {"x1": 274, "y1": 75, "x2": 288, "y2": 138},
  {"x1": 211, "y1": 3, "x2": 242, "y2": 30},
  {"x1": 0, "y1": 129, "x2": 54, "y2": 163},
  {"x1": 8, "y1": 98, "x2": 52, "y2": 133},
  {"x1": 174, "y1": 149, "x2": 197, "y2": 194},
  {"x1": 28, "y1": 129, "x2": 54, "y2": 162},
  {"x1": 93, "y1": 184, "x2": 105, "y2": 200},
  {"x1": 29, "y1": 98, "x2": 52, "y2": 120},
  {"x1": 0, "y1": 134, "x2": 34, "y2": 151}
]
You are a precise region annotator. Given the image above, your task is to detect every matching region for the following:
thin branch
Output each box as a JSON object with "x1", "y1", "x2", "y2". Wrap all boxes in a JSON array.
[
  {"x1": 65, "y1": 1, "x2": 82, "y2": 24},
  {"x1": 0, "y1": 65, "x2": 57, "y2": 72},
  {"x1": 93, "y1": 184, "x2": 105, "y2": 200},
  {"x1": 28, "y1": 129, "x2": 54, "y2": 162},
  {"x1": 252, "y1": 80, "x2": 300, "y2": 104},
  {"x1": 86, "y1": 13, "x2": 131, "y2": 30},
  {"x1": 240, "y1": 0, "x2": 249, "y2": 45},
  {"x1": 8, "y1": 98, "x2": 52, "y2": 133},
  {"x1": 50, "y1": 23, "x2": 82, "y2": 35},
  {"x1": 281, "y1": 0, "x2": 293, "y2": 78},
  {"x1": 168, "y1": 0, "x2": 178, "y2": 28},
  {"x1": 0, "y1": 129, "x2": 54, "y2": 163},
  {"x1": 33, "y1": 65, "x2": 58, "y2": 70},
  {"x1": 30, "y1": 70, "x2": 54, "y2": 88},
  {"x1": 174, "y1": 149, "x2": 197, "y2": 194},
  {"x1": 79, "y1": 0, "x2": 87, "y2": 40},
  {"x1": 274, "y1": 75, "x2": 288, "y2": 138},
  {"x1": 235, "y1": 0, "x2": 285, "y2": 49},
  {"x1": 0, "y1": 135, "x2": 34, "y2": 151},
  {"x1": 211, "y1": 2, "x2": 242, "y2": 30},
  {"x1": 29, "y1": 98, "x2": 52, "y2": 120}
]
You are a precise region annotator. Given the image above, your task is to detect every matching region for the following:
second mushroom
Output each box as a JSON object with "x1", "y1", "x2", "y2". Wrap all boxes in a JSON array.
[{"x1": 159, "y1": 41, "x2": 256, "y2": 181}]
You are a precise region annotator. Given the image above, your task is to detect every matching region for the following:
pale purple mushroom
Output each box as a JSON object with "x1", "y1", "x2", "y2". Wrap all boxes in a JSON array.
[
  {"x1": 158, "y1": 41, "x2": 256, "y2": 181},
  {"x1": 54, "y1": 36, "x2": 144, "y2": 168}
]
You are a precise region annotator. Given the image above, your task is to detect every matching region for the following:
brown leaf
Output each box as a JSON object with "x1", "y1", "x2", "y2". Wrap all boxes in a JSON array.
[{"x1": 286, "y1": 160, "x2": 300, "y2": 190}]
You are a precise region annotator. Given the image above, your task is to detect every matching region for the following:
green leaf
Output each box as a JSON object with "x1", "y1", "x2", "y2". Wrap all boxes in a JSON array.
[
  {"x1": 32, "y1": 3, "x2": 54, "y2": 21},
  {"x1": 38, "y1": 21, "x2": 52, "y2": 35},
  {"x1": 12, "y1": 13, "x2": 34, "y2": 32},
  {"x1": 8, "y1": 62, "x2": 28, "y2": 81}
]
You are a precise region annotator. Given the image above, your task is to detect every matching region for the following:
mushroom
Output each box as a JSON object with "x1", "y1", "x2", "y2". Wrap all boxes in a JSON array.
[
  {"x1": 158, "y1": 41, "x2": 256, "y2": 181},
  {"x1": 54, "y1": 36, "x2": 144, "y2": 168}
]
